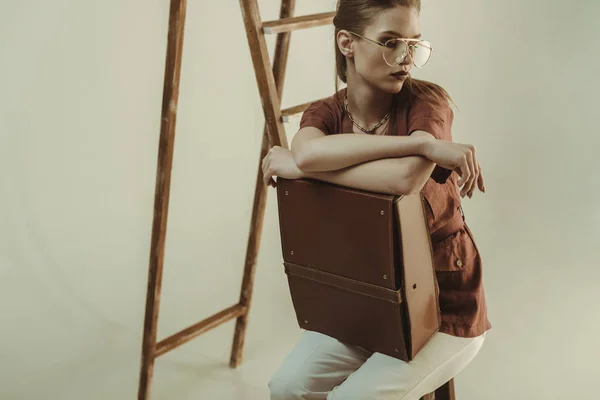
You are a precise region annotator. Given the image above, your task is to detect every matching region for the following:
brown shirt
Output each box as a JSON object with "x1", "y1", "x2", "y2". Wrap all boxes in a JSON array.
[{"x1": 299, "y1": 87, "x2": 491, "y2": 338}]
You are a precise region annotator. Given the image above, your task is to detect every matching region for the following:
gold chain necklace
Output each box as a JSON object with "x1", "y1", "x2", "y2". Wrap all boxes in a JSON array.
[{"x1": 344, "y1": 94, "x2": 391, "y2": 134}]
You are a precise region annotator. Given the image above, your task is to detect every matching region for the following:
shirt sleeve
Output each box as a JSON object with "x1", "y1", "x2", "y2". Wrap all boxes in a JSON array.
[
  {"x1": 299, "y1": 99, "x2": 337, "y2": 135},
  {"x1": 407, "y1": 98, "x2": 455, "y2": 184}
]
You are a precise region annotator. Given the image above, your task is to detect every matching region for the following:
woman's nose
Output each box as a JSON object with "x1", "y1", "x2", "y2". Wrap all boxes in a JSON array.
[{"x1": 401, "y1": 46, "x2": 415, "y2": 66}]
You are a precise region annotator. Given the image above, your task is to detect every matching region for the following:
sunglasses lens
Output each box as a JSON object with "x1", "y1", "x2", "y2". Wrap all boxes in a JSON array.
[
  {"x1": 382, "y1": 39, "x2": 408, "y2": 66},
  {"x1": 413, "y1": 41, "x2": 432, "y2": 68},
  {"x1": 382, "y1": 39, "x2": 432, "y2": 67}
]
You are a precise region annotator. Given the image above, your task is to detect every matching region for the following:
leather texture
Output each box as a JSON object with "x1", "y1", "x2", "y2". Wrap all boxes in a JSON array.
[{"x1": 276, "y1": 178, "x2": 441, "y2": 361}]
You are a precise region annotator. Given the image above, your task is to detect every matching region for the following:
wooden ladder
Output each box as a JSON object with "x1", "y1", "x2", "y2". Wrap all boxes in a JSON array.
[{"x1": 137, "y1": 1, "x2": 454, "y2": 399}]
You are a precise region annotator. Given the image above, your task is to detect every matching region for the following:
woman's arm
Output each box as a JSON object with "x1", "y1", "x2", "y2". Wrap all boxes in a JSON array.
[
  {"x1": 302, "y1": 130, "x2": 438, "y2": 195},
  {"x1": 264, "y1": 126, "x2": 481, "y2": 197},
  {"x1": 303, "y1": 156, "x2": 434, "y2": 196},
  {"x1": 288, "y1": 94, "x2": 483, "y2": 197},
  {"x1": 291, "y1": 126, "x2": 481, "y2": 196},
  {"x1": 290, "y1": 127, "x2": 433, "y2": 172}
]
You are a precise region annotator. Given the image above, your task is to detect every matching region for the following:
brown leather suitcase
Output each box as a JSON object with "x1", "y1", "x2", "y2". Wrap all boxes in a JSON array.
[{"x1": 276, "y1": 178, "x2": 440, "y2": 361}]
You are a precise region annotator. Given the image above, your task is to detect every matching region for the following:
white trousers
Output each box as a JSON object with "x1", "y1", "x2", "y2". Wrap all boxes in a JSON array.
[{"x1": 269, "y1": 330, "x2": 487, "y2": 400}]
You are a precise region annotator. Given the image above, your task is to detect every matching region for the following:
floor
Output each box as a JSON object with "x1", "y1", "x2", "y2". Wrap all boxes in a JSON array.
[
  {"x1": 1, "y1": 253, "x2": 304, "y2": 400},
  {"x1": 3, "y1": 305, "x2": 302, "y2": 400}
]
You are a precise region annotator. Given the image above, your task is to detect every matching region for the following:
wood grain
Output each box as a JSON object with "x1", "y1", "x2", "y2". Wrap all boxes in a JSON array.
[
  {"x1": 156, "y1": 305, "x2": 246, "y2": 357},
  {"x1": 230, "y1": 0, "x2": 296, "y2": 368},
  {"x1": 263, "y1": 11, "x2": 335, "y2": 34},
  {"x1": 280, "y1": 97, "x2": 329, "y2": 121},
  {"x1": 138, "y1": 1, "x2": 187, "y2": 399},
  {"x1": 238, "y1": 0, "x2": 289, "y2": 149}
]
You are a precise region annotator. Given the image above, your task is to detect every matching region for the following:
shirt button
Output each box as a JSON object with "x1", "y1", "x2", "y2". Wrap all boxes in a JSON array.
[{"x1": 456, "y1": 259, "x2": 463, "y2": 268}]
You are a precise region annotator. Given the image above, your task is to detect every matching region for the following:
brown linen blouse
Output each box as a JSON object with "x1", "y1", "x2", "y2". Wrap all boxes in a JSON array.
[{"x1": 298, "y1": 86, "x2": 492, "y2": 338}]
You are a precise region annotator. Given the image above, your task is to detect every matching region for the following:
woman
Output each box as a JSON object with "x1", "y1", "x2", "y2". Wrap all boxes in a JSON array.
[{"x1": 261, "y1": 1, "x2": 491, "y2": 399}]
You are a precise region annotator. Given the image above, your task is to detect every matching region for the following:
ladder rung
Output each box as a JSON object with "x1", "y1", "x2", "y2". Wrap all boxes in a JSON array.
[
  {"x1": 263, "y1": 11, "x2": 335, "y2": 34},
  {"x1": 281, "y1": 97, "x2": 328, "y2": 122},
  {"x1": 155, "y1": 304, "x2": 247, "y2": 357}
]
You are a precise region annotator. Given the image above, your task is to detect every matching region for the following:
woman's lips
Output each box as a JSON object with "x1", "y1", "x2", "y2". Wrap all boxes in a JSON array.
[{"x1": 391, "y1": 71, "x2": 408, "y2": 80}]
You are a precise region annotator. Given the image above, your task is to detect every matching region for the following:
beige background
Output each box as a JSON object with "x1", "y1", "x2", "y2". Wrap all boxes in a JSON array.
[{"x1": 1, "y1": 0, "x2": 599, "y2": 399}]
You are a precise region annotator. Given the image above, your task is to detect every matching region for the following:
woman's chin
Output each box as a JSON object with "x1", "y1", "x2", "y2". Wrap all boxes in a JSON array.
[
  {"x1": 361, "y1": 75, "x2": 405, "y2": 95},
  {"x1": 380, "y1": 80, "x2": 405, "y2": 94}
]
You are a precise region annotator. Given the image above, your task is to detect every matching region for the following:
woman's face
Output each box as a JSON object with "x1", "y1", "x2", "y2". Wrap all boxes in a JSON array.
[{"x1": 343, "y1": 6, "x2": 421, "y2": 94}]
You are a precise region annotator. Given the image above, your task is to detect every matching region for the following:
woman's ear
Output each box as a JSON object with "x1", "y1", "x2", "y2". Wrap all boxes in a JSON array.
[{"x1": 336, "y1": 30, "x2": 354, "y2": 58}]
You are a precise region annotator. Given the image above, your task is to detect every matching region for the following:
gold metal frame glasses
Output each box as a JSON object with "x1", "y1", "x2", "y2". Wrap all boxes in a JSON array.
[{"x1": 348, "y1": 31, "x2": 433, "y2": 68}]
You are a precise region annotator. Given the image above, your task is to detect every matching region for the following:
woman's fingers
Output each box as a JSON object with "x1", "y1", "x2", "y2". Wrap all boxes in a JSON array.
[
  {"x1": 262, "y1": 156, "x2": 271, "y2": 185},
  {"x1": 456, "y1": 157, "x2": 469, "y2": 188},
  {"x1": 462, "y1": 150, "x2": 476, "y2": 198},
  {"x1": 477, "y1": 162, "x2": 485, "y2": 193},
  {"x1": 457, "y1": 155, "x2": 471, "y2": 192},
  {"x1": 467, "y1": 148, "x2": 479, "y2": 198},
  {"x1": 262, "y1": 156, "x2": 277, "y2": 188},
  {"x1": 457, "y1": 165, "x2": 467, "y2": 188}
]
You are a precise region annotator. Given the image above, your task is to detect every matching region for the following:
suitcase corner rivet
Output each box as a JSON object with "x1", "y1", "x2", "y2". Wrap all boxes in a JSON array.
[
  {"x1": 285, "y1": 191, "x2": 289, "y2": 196},
  {"x1": 395, "y1": 348, "x2": 399, "y2": 353},
  {"x1": 383, "y1": 275, "x2": 387, "y2": 280},
  {"x1": 304, "y1": 320, "x2": 308, "y2": 324},
  {"x1": 291, "y1": 250, "x2": 294, "y2": 255},
  {"x1": 380, "y1": 210, "x2": 385, "y2": 215},
  {"x1": 413, "y1": 283, "x2": 417, "y2": 290}
]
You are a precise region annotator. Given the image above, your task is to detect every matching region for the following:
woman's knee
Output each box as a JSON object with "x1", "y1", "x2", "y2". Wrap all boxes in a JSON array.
[
  {"x1": 327, "y1": 384, "x2": 369, "y2": 400},
  {"x1": 268, "y1": 373, "x2": 309, "y2": 400}
]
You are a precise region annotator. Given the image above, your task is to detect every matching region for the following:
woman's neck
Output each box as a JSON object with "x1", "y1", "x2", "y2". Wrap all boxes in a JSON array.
[{"x1": 345, "y1": 74, "x2": 395, "y2": 128}]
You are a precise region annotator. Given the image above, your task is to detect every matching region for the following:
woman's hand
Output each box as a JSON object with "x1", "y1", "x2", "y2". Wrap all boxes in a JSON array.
[
  {"x1": 422, "y1": 139, "x2": 485, "y2": 198},
  {"x1": 261, "y1": 146, "x2": 305, "y2": 188}
]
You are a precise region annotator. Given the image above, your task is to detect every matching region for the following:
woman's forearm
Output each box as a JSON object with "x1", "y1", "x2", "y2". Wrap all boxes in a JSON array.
[
  {"x1": 292, "y1": 130, "x2": 432, "y2": 173},
  {"x1": 304, "y1": 155, "x2": 436, "y2": 196}
]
